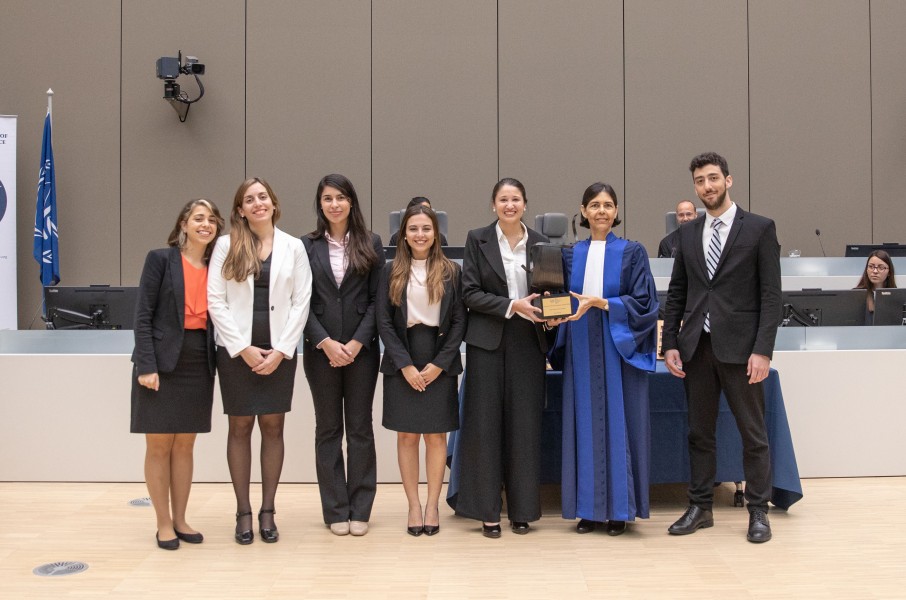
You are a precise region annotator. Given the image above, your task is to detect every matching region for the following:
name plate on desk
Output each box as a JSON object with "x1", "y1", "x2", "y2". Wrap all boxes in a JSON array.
[{"x1": 533, "y1": 293, "x2": 573, "y2": 319}]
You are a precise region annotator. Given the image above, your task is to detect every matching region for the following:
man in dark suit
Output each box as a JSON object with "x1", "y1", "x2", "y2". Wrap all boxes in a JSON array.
[
  {"x1": 662, "y1": 152, "x2": 781, "y2": 543},
  {"x1": 657, "y1": 199, "x2": 697, "y2": 258}
]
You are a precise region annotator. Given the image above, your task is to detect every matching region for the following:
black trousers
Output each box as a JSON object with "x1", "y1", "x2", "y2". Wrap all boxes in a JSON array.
[
  {"x1": 303, "y1": 344, "x2": 379, "y2": 524},
  {"x1": 455, "y1": 318, "x2": 546, "y2": 523},
  {"x1": 682, "y1": 333, "x2": 772, "y2": 512}
]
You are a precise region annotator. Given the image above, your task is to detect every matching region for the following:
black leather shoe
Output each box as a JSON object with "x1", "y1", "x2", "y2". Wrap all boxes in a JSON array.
[
  {"x1": 156, "y1": 532, "x2": 179, "y2": 550},
  {"x1": 605, "y1": 520, "x2": 627, "y2": 536},
  {"x1": 235, "y1": 511, "x2": 254, "y2": 545},
  {"x1": 174, "y1": 530, "x2": 203, "y2": 544},
  {"x1": 482, "y1": 523, "x2": 502, "y2": 538},
  {"x1": 667, "y1": 506, "x2": 714, "y2": 535},
  {"x1": 510, "y1": 521, "x2": 530, "y2": 535},
  {"x1": 258, "y1": 509, "x2": 279, "y2": 543},
  {"x1": 576, "y1": 519, "x2": 598, "y2": 534},
  {"x1": 747, "y1": 508, "x2": 772, "y2": 543},
  {"x1": 407, "y1": 525, "x2": 424, "y2": 537}
]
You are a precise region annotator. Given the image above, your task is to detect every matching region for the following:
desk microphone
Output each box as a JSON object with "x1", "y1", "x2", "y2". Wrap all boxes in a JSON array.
[{"x1": 815, "y1": 229, "x2": 827, "y2": 257}]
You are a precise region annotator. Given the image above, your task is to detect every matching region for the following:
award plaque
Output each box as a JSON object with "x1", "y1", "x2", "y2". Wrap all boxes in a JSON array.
[{"x1": 527, "y1": 243, "x2": 573, "y2": 319}]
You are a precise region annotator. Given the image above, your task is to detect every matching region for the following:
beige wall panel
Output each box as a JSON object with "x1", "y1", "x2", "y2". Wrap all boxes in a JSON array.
[
  {"x1": 870, "y1": 0, "x2": 906, "y2": 245},
  {"x1": 372, "y1": 0, "x2": 497, "y2": 245},
  {"x1": 625, "y1": 0, "x2": 749, "y2": 256},
  {"x1": 749, "y1": 0, "x2": 871, "y2": 257},
  {"x1": 120, "y1": 0, "x2": 246, "y2": 285},
  {"x1": 0, "y1": 1, "x2": 120, "y2": 328},
  {"x1": 246, "y1": 0, "x2": 372, "y2": 236},
  {"x1": 498, "y1": 0, "x2": 623, "y2": 242}
]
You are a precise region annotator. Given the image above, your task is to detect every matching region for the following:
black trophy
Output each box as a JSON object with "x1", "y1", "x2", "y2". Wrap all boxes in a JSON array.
[{"x1": 527, "y1": 243, "x2": 573, "y2": 319}]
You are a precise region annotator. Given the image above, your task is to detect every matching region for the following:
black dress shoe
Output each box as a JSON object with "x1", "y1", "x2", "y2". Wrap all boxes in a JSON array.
[
  {"x1": 747, "y1": 508, "x2": 772, "y2": 543},
  {"x1": 258, "y1": 509, "x2": 279, "y2": 543},
  {"x1": 576, "y1": 519, "x2": 598, "y2": 534},
  {"x1": 423, "y1": 524, "x2": 439, "y2": 536},
  {"x1": 482, "y1": 523, "x2": 502, "y2": 538},
  {"x1": 667, "y1": 506, "x2": 714, "y2": 535},
  {"x1": 407, "y1": 525, "x2": 425, "y2": 537},
  {"x1": 510, "y1": 521, "x2": 530, "y2": 535},
  {"x1": 156, "y1": 532, "x2": 179, "y2": 550},
  {"x1": 605, "y1": 520, "x2": 627, "y2": 536},
  {"x1": 174, "y1": 530, "x2": 204, "y2": 544},
  {"x1": 235, "y1": 511, "x2": 254, "y2": 545}
]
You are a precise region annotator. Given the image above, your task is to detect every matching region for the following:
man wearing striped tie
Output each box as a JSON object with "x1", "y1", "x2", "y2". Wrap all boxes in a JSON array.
[{"x1": 661, "y1": 152, "x2": 782, "y2": 543}]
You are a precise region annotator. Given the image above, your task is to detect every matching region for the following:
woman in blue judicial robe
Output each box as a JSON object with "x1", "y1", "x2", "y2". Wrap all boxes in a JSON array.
[{"x1": 551, "y1": 182, "x2": 658, "y2": 536}]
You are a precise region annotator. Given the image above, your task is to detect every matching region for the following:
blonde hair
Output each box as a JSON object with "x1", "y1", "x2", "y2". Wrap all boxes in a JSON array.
[
  {"x1": 166, "y1": 198, "x2": 224, "y2": 262},
  {"x1": 222, "y1": 177, "x2": 282, "y2": 281},
  {"x1": 389, "y1": 205, "x2": 456, "y2": 306}
]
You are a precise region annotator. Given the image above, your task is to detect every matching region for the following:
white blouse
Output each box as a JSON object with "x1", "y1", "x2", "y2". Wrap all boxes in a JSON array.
[{"x1": 406, "y1": 259, "x2": 441, "y2": 327}]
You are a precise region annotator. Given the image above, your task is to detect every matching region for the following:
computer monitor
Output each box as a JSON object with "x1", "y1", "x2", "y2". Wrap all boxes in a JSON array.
[
  {"x1": 44, "y1": 286, "x2": 138, "y2": 330},
  {"x1": 844, "y1": 243, "x2": 906, "y2": 258},
  {"x1": 780, "y1": 289, "x2": 868, "y2": 327},
  {"x1": 872, "y1": 288, "x2": 906, "y2": 326}
]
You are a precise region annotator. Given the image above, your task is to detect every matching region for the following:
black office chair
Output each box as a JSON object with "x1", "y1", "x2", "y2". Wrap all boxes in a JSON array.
[{"x1": 533, "y1": 213, "x2": 569, "y2": 243}]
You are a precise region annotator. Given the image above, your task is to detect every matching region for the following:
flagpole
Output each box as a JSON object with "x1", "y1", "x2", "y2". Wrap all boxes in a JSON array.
[{"x1": 46, "y1": 88, "x2": 53, "y2": 123}]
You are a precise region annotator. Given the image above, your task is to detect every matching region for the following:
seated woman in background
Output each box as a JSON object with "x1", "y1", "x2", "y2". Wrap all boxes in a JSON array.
[{"x1": 855, "y1": 250, "x2": 897, "y2": 322}]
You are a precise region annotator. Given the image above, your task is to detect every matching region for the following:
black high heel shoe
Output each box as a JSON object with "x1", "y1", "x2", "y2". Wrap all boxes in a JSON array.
[
  {"x1": 407, "y1": 524, "x2": 425, "y2": 537},
  {"x1": 235, "y1": 511, "x2": 254, "y2": 545},
  {"x1": 258, "y1": 509, "x2": 279, "y2": 543},
  {"x1": 423, "y1": 506, "x2": 440, "y2": 536}
]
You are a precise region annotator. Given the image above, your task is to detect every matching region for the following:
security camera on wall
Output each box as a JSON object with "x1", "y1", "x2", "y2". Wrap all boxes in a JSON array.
[{"x1": 155, "y1": 50, "x2": 205, "y2": 122}]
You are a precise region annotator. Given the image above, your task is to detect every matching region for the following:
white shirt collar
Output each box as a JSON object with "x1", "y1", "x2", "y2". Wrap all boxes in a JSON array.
[
  {"x1": 495, "y1": 221, "x2": 528, "y2": 248},
  {"x1": 706, "y1": 201, "x2": 737, "y2": 229}
]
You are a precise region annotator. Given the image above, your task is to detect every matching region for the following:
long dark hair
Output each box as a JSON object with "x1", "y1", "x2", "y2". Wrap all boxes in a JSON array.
[
  {"x1": 166, "y1": 198, "x2": 224, "y2": 262},
  {"x1": 308, "y1": 174, "x2": 379, "y2": 275},
  {"x1": 855, "y1": 250, "x2": 897, "y2": 291},
  {"x1": 388, "y1": 205, "x2": 456, "y2": 306}
]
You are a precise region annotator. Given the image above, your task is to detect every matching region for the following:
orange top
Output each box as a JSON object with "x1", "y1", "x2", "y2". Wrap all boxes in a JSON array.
[{"x1": 182, "y1": 255, "x2": 208, "y2": 330}]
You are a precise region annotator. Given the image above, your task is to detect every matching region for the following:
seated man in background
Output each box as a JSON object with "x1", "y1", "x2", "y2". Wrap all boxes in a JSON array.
[
  {"x1": 657, "y1": 200, "x2": 697, "y2": 258},
  {"x1": 389, "y1": 197, "x2": 449, "y2": 247}
]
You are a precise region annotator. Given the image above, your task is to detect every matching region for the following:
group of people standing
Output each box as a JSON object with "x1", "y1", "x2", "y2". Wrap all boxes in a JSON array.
[{"x1": 130, "y1": 151, "x2": 784, "y2": 550}]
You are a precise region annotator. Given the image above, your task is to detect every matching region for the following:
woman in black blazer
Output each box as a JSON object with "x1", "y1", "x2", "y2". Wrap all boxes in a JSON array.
[
  {"x1": 131, "y1": 199, "x2": 224, "y2": 550},
  {"x1": 302, "y1": 174, "x2": 385, "y2": 537},
  {"x1": 451, "y1": 178, "x2": 551, "y2": 538},
  {"x1": 377, "y1": 204, "x2": 465, "y2": 536}
]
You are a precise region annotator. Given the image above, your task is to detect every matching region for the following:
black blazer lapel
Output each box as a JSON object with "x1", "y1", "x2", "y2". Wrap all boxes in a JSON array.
[
  {"x1": 692, "y1": 218, "x2": 708, "y2": 279},
  {"x1": 477, "y1": 223, "x2": 507, "y2": 285},
  {"x1": 168, "y1": 246, "x2": 186, "y2": 330},
  {"x1": 313, "y1": 237, "x2": 339, "y2": 290},
  {"x1": 712, "y1": 209, "x2": 744, "y2": 279}
]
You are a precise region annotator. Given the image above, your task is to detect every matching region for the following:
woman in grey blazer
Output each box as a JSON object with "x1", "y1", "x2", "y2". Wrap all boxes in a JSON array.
[
  {"x1": 131, "y1": 198, "x2": 223, "y2": 550},
  {"x1": 302, "y1": 174, "x2": 384, "y2": 537}
]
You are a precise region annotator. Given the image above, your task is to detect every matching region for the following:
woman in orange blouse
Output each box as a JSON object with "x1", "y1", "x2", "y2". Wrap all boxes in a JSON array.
[{"x1": 131, "y1": 199, "x2": 224, "y2": 550}]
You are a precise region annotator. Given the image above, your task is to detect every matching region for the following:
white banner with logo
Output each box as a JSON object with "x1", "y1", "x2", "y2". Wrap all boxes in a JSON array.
[{"x1": 0, "y1": 116, "x2": 17, "y2": 329}]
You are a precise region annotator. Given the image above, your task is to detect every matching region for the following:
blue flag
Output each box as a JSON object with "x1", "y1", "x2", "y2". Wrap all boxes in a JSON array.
[{"x1": 33, "y1": 112, "x2": 60, "y2": 287}]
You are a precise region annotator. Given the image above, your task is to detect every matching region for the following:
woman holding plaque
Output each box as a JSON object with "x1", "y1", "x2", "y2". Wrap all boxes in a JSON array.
[
  {"x1": 208, "y1": 178, "x2": 312, "y2": 545},
  {"x1": 552, "y1": 182, "x2": 658, "y2": 536},
  {"x1": 378, "y1": 204, "x2": 465, "y2": 536},
  {"x1": 450, "y1": 177, "x2": 552, "y2": 538},
  {"x1": 131, "y1": 198, "x2": 224, "y2": 550}
]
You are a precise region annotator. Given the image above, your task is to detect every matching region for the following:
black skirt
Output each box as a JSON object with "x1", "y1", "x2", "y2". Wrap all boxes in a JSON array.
[
  {"x1": 382, "y1": 325, "x2": 459, "y2": 433},
  {"x1": 217, "y1": 346, "x2": 296, "y2": 416},
  {"x1": 131, "y1": 329, "x2": 214, "y2": 433}
]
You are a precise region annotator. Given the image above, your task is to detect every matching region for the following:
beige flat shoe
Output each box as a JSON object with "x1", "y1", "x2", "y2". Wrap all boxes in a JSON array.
[
  {"x1": 329, "y1": 521, "x2": 350, "y2": 536},
  {"x1": 349, "y1": 520, "x2": 369, "y2": 536}
]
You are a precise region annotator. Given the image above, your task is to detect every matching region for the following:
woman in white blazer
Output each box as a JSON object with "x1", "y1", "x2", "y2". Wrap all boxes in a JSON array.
[{"x1": 207, "y1": 177, "x2": 312, "y2": 545}]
